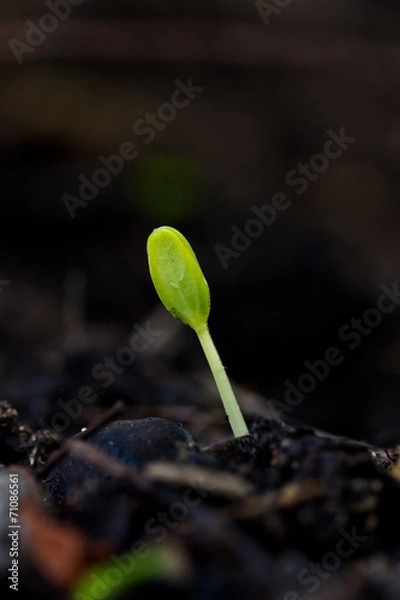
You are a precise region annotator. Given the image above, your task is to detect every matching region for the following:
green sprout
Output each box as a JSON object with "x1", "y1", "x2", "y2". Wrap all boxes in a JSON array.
[{"x1": 147, "y1": 226, "x2": 249, "y2": 438}]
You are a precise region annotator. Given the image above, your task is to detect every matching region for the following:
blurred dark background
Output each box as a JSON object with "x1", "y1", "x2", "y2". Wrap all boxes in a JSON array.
[{"x1": 0, "y1": 0, "x2": 400, "y2": 446}]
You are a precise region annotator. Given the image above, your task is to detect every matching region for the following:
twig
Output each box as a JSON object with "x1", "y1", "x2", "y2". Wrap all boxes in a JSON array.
[{"x1": 37, "y1": 400, "x2": 127, "y2": 478}]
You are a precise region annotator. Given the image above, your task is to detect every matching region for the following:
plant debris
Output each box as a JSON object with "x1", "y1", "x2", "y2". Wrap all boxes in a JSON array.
[{"x1": 2, "y1": 399, "x2": 400, "y2": 599}]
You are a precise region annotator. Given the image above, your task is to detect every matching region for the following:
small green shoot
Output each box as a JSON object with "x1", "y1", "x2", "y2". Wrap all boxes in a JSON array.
[
  {"x1": 147, "y1": 226, "x2": 249, "y2": 438},
  {"x1": 72, "y1": 542, "x2": 187, "y2": 600}
]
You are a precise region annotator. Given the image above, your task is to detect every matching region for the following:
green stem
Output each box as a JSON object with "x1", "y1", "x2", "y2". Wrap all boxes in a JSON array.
[{"x1": 196, "y1": 325, "x2": 249, "y2": 438}]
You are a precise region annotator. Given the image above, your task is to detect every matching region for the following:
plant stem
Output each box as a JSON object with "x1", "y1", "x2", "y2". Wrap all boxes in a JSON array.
[{"x1": 196, "y1": 325, "x2": 249, "y2": 438}]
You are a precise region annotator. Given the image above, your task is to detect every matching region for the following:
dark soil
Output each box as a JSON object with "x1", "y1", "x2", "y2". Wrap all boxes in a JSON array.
[{"x1": 2, "y1": 395, "x2": 400, "y2": 600}]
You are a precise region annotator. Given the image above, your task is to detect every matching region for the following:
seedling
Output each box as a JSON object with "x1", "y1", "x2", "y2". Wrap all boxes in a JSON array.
[{"x1": 147, "y1": 226, "x2": 249, "y2": 438}]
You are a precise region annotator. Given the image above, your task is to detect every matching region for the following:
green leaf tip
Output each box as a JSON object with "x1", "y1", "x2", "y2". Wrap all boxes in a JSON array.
[{"x1": 147, "y1": 226, "x2": 210, "y2": 332}]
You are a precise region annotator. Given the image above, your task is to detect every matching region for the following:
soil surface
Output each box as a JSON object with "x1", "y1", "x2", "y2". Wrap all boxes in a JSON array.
[{"x1": 2, "y1": 395, "x2": 400, "y2": 600}]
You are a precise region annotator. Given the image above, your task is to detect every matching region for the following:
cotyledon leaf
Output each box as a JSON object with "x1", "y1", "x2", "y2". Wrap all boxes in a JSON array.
[{"x1": 147, "y1": 226, "x2": 210, "y2": 332}]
